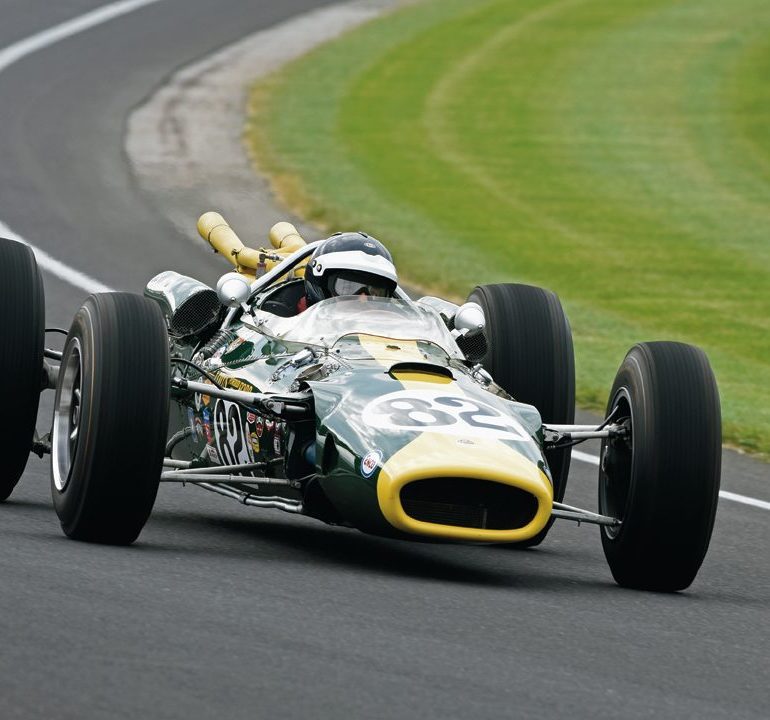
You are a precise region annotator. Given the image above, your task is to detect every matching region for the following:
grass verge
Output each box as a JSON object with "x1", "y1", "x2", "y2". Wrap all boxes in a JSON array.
[{"x1": 247, "y1": 0, "x2": 770, "y2": 459}]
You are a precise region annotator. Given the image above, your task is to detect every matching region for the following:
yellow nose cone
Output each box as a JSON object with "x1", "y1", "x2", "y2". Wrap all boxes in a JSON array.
[{"x1": 377, "y1": 432, "x2": 553, "y2": 543}]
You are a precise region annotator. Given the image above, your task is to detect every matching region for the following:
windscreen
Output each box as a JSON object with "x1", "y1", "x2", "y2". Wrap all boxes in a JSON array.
[{"x1": 244, "y1": 296, "x2": 463, "y2": 358}]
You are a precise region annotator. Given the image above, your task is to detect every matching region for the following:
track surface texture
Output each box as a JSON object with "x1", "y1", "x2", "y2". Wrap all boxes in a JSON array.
[{"x1": 0, "y1": 2, "x2": 768, "y2": 719}]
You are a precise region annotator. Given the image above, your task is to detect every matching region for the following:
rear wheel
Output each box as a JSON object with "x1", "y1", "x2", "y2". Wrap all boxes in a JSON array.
[
  {"x1": 599, "y1": 342, "x2": 721, "y2": 591},
  {"x1": 469, "y1": 283, "x2": 575, "y2": 546},
  {"x1": 0, "y1": 238, "x2": 45, "y2": 501},
  {"x1": 51, "y1": 293, "x2": 170, "y2": 544}
]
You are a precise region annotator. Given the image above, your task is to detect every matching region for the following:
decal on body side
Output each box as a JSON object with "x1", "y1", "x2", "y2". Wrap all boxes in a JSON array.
[{"x1": 213, "y1": 399, "x2": 255, "y2": 465}]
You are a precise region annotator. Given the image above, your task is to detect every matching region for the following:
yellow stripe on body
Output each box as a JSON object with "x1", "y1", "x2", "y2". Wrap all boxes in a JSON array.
[
  {"x1": 391, "y1": 370, "x2": 452, "y2": 385},
  {"x1": 356, "y1": 334, "x2": 426, "y2": 365}
]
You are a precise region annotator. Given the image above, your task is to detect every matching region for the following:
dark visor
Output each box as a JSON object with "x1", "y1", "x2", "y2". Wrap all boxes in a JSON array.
[{"x1": 330, "y1": 272, "x2": 392, "y2": 297}]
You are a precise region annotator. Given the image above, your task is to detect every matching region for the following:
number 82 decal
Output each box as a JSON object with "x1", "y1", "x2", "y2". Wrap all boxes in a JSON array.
[
  {"x1": 213, "y1": 399, "x2": 255, "y2": 466},
  {"x1": 361, "y1": 390, "x2": 531, "y2": 442}
]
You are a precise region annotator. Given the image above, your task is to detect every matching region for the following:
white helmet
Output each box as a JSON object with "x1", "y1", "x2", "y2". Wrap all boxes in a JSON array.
[{"x1": 304, "y1": 232, "x2": 398, "y2": 306}]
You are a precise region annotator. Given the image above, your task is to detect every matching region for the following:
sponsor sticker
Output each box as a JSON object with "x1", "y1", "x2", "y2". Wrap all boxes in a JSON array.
[
  {"x1": 250, "y1": 432, "x2": 260, "y2": 454},
  {"x1": 202, "y1": 409, "x2": 213, "y2": 443},
  {"x1": 205, "y1": 445, "x2": 220, "y2": 464},
  {"x1": 265, "y1": 419, "x2": 275, "y2": 434},
  {"x1": 194, "y1": 417, "x2": 204, "y2": 444},
  {"x1": 273, "y1": 434, "x2": 282, "y2": 455},
  {"x1": 255, "y1": 417, "x2": 264, "y2": 438},
  {"x1": 213, "y1": 373, "x2": 255, "y2": 393},
  {"x1": 247, "y1": 412, "x2": 256, "y2": 424},
  {"x1": 361, "y1": 449, "x2": 383, "y2": 478}
]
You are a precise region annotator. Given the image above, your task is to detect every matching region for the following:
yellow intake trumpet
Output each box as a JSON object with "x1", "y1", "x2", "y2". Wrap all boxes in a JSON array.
[{"x1": 197, "y1": 212, "x2": 307, "y2": 279}]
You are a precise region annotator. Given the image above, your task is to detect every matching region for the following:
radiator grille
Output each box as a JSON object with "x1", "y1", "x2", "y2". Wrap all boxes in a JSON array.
[
  {"x1": 170, "y1": 290, "x2": 221, "y2": 337},
  {"x1": 400, "y1": 477, "x2": 538, "y2": 530},
  {"x1": 456, "y1": 332, "x2": 488, "y2": 362}
]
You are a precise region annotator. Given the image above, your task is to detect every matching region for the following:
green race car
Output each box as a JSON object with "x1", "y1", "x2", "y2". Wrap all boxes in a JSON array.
[{"x1": 0, "y1": 218, "x2": 722, "y2": 592}]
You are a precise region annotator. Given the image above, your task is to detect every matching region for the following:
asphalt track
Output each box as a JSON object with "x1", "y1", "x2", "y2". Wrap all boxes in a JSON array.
[{"x1": 0, "y1": 2, "x2": 768, "y2": 718}]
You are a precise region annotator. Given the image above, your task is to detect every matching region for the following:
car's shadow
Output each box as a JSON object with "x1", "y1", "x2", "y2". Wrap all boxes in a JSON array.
[
  {"x1": 3, "y1": 495, "x2": 746, "y2": 602},
  {"x1": 141, "y1": 506, "x2": 616, "y2": 592}
]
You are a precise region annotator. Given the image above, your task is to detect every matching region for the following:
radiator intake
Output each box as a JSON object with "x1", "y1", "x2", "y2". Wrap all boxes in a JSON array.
[{"x1": 400, "y1": 477, "x2": 539, "y2": 530}]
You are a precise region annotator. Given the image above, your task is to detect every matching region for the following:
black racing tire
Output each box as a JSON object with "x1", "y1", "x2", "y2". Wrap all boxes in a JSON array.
[
  {"x1": 0, "y1": 238, "x2": 45, "y2": 502},
  {"x1": 51, "y1": 293, "x2": 170, "y2": 544},
  {"x1": 468, "y1": 283, "x2": 575, "y2": 547},
  {"x1": 599, "y1": 342, "x2": 721, "y2": 592}
]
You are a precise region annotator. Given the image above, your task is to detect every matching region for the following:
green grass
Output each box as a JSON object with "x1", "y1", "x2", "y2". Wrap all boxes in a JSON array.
[{"x1": 247, "y1": 0, "x2": 770, "y2": 458}]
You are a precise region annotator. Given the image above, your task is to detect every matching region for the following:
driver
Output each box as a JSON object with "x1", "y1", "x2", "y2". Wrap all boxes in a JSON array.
[{"x1": 298, "y1": 231, "x2": 398, "y2": 312}]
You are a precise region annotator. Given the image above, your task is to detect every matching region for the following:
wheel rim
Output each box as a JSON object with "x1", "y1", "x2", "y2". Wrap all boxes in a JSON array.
[
  {"x1": 599, "y1": 388, "x2": 633, "y2": 540},
  {"x1": 52, "y1": 338, "x2": 83, "y2": 492}
]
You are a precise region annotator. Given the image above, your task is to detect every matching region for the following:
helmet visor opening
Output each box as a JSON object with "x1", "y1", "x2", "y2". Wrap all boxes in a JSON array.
[{"x1": 330, "y1": 271, "x2": 394, "y2": 298}]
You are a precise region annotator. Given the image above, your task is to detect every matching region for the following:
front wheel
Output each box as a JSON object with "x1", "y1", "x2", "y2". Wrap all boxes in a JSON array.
[
  {"x1": 0, "y1": 238, "x2": 45, "y2": 501},
  {"x1": 51, "y1": 293, "x2": 170, "y2": 544},
  {"x1": 599, "y1": 342, "x2": 721, "y2": 591},
  {"x1": 469, "y1": 283, "x2": 575, "y2": 547}
]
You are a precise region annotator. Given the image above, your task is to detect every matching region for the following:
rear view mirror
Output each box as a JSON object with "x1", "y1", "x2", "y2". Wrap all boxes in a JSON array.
[
  {"x1": 453, "y1": 302, "x2": 485, "y2": 337},
  {"x1": 216, "y1": 272, "x2": 251, "y2": 308}
]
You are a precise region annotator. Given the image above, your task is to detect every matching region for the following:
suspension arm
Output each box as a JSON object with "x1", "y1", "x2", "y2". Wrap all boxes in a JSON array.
[
  {"x1": 551, "y1": 501, "x2": 621, "y2": 527},
  {"x1": 542, "y1": 422, "x2": 628, "y2": 448},
  {"x1": 170, "y1": 376, "x2": 313, "y2": 419}
]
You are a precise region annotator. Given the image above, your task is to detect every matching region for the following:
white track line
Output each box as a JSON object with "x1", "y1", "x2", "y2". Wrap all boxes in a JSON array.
[
  {"x1": 572, "y1": 450, "x2": 601, "y2": 467},
  {"x1": 0, "y1": 220, "x2": 112, "y2": 294},
  {"x1": 714, "y1": 491, "x2": 770, "y2": 511},
  {"x1": 0, "y1": 0, "x2": 167, "y2": 294},
  {"x1": 572, "y1": 451, "x2": 769, "y2": 511}
]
